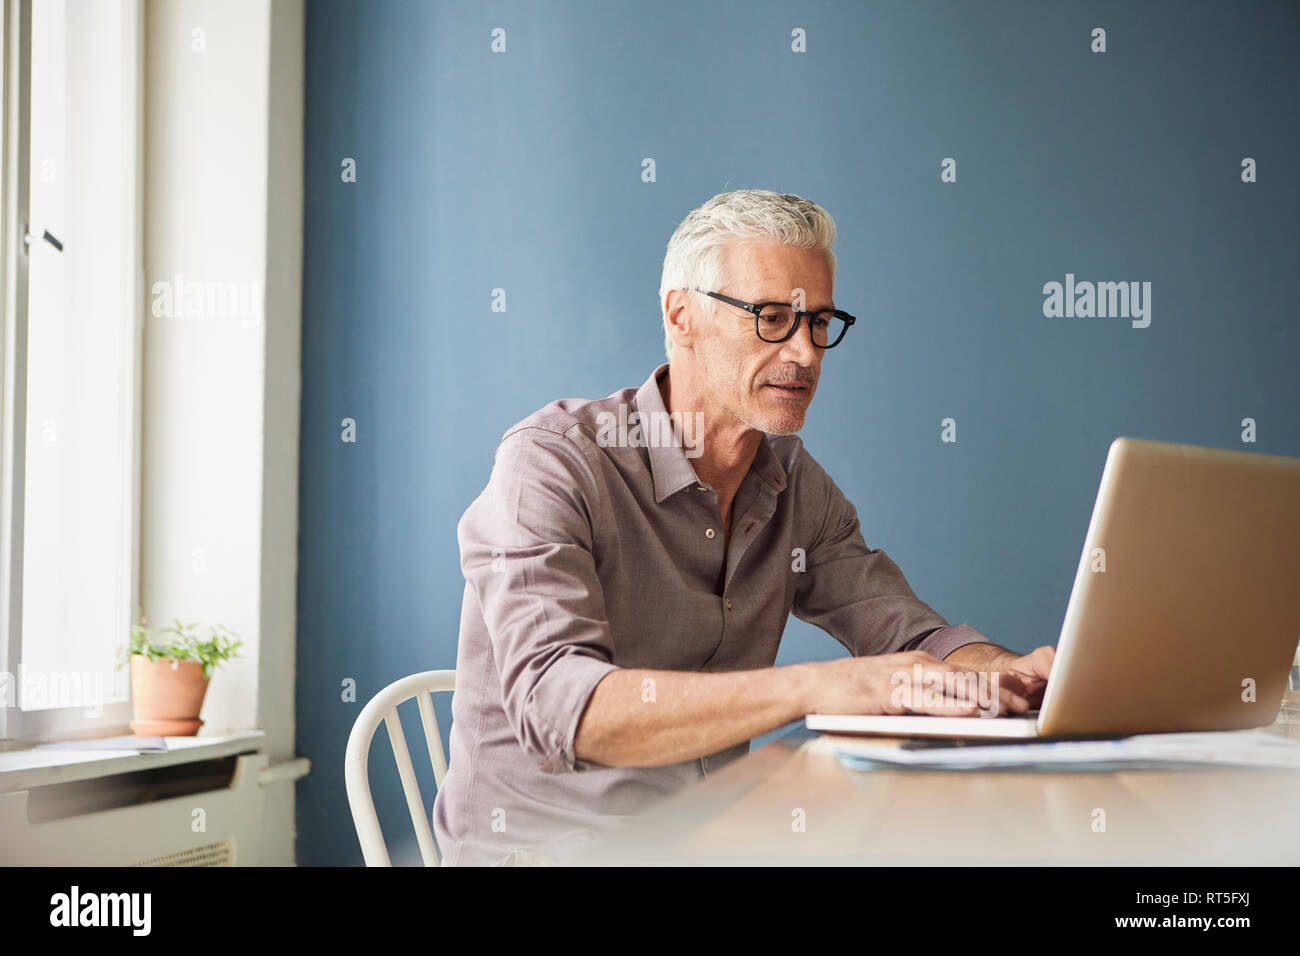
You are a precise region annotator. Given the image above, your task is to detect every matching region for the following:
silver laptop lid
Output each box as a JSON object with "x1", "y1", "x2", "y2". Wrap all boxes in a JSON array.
[{"x1": 1039, "y1": 437, "x2": 1300, "y2": 737}]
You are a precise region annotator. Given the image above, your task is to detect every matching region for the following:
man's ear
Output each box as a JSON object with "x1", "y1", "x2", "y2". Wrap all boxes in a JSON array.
[{"x1": 664, "y1": 288, "x2": 697, "y2": 352}]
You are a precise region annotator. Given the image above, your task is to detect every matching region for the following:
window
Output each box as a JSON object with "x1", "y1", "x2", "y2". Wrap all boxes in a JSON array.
[{"x1": 1, "y1": 0, "x2": 142, "y2": 741}]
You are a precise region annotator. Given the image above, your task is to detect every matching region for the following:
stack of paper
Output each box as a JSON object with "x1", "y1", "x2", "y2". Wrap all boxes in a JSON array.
[{"x1": 829, "y1": 729, "x2": 1300, "y2": 772}]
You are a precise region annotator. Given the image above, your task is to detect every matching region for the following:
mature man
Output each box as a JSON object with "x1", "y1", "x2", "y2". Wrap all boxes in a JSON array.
[{"x1": 432, "y1": 189, "x2": 1054, "y2": 866}]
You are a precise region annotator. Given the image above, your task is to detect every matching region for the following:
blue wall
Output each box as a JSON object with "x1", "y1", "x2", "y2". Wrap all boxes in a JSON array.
[{"x1": 296, "y1": 0, "x2": 1300, "y2": 865}]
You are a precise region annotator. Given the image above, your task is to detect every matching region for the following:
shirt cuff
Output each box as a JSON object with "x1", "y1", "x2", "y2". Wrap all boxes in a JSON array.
[
  {"x1": 538, "y1": 654, "x2": 620, "y2": 774},
  {"x1": 914, "y1": 622, "x2": 997, "y2": 662}
]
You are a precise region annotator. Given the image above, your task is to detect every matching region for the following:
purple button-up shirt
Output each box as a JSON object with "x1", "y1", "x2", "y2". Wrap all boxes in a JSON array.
[{"x1": 432, "y1": 362, "x2": 994, "y2": 865}]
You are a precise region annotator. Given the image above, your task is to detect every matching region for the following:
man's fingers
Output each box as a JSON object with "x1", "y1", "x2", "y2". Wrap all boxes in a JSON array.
[
  {"x1": 942, "y1": 664, "x2": 1028, "y2": 714},
  {"x1": 997, "y1": 671, "x2": 1032, "y2": 695},
  {"x1": 906, "y1": 664, "x2": 1026, "y2": 715},
  {"x1": 996, "y1": 683, "x2": 1028, "y2": 714},
  {"x1": 910, "y1": 672, "x2": 981, "y2": 716},
  {"x1": 915, "y1": 702, "x2": 980, "y2": 716},
  {"x1": 1023, "y1": 646, "x2": 1056, "y2": 679}
]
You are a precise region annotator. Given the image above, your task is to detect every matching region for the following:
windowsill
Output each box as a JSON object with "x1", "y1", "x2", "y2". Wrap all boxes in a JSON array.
[{"x1": 0, "y1": 730, "x2": 267, "y2": 793}]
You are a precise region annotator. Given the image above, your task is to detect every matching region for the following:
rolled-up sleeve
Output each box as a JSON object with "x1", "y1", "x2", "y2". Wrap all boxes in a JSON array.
[
  {"x1": 791, "y1": 454, "x2": 995, "y2": 660},
  {"x1": 457, "y1": 425, "x2": 620, "y2": 774}
]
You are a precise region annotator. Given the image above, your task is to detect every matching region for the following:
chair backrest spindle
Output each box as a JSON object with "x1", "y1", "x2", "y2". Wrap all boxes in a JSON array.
[{"x1": 344, "y1": 670, "x2": 457, "y2": 866}]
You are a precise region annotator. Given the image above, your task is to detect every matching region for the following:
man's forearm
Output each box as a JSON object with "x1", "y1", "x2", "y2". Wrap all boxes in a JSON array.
[{"x1": 574, "y1": 665, "x2": 815, "y2": 768}]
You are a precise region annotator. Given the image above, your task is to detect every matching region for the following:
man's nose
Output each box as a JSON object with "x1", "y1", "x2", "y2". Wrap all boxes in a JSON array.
[{"x1": 779, "y1": 316, "x2": 821, "y2": 368}]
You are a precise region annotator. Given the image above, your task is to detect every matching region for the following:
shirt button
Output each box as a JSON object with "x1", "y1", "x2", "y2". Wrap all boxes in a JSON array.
[
  {"x1": 724, "y1": 599, "x2": 733, "y2": 610},
  {"x1": 705, "y1": 528, "x2": 715, "y2": 539}
]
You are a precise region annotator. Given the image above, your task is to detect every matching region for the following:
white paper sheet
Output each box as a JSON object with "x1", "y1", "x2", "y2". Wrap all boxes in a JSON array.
[{"x1": 829, "y1": 728, "x2": 1300, "y2": 771}]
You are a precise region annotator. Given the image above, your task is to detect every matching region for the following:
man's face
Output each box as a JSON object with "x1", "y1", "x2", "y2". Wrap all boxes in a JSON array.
[{"x1": 695, "y1": 240, "x2": 833, "y2": 436}]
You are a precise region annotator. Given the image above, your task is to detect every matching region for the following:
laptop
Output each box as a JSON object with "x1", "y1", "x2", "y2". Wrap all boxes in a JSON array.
[{"x1": 805, "y1": 437, "x2": 1300, "y2": 740}]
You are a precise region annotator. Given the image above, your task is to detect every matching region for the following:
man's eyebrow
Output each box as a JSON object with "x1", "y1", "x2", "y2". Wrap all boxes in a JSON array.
[{"x1": 756, "y1": 292, "x2": 835, "y2": 311}]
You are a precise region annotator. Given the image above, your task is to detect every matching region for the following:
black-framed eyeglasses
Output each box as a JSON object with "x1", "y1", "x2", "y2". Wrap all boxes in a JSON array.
[{"x1": 689, "y1": 289, "x2": 856, "y2": 349}]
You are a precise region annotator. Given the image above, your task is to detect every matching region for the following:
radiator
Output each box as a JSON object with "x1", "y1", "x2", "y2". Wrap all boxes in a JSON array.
[
  {"x1": 131, "y1": 841, "x2": 235, "y2": 867},
  {"x1": 1, "y1": 752, "x2": 273, "y2": 866}
]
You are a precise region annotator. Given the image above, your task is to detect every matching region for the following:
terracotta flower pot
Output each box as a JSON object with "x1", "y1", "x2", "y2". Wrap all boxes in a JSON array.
[{"x1": 128, "y1": 655, "x2": 210, "y2": 736}]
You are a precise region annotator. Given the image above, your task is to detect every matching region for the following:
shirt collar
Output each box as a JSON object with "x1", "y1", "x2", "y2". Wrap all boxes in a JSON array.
[{"x1": 634, "y1": 362, "x2": 789, "y2": 504}]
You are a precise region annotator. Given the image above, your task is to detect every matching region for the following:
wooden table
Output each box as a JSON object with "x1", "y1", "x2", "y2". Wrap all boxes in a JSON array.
[{"x1": 566, "y1": 713, "x2": 1300, "y2": 866}]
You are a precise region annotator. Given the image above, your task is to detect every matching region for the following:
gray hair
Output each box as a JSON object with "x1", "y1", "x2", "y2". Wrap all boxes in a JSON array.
[{"x1": 658, "y1": 189, "x2": 837, "y2": 361}]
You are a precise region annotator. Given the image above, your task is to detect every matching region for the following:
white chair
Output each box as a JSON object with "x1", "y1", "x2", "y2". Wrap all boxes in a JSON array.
[{"x1": 344, "y1": 669, "x2": 455, "y2": 866}]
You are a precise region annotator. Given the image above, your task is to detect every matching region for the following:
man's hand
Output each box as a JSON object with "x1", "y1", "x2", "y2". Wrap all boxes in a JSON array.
[
  {"x1": 943, "y1": 643, "x2": 1056, "y2": 712},
  {"x1": 802, "y1": 650, "x2": 1031, "y2": 717}
]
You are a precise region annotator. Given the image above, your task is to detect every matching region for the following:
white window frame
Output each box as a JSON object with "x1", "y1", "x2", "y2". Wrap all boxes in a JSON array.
[{"x1": 0, "y1": 0, "x2": 144, "y2": 744}]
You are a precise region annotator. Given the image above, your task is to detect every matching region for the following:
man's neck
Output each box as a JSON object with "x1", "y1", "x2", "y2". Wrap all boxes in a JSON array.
[{"x1": 658, "y1": 365, "x2": 761, "y2": 494}]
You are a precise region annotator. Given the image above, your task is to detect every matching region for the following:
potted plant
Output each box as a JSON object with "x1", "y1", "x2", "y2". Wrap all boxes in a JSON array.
[{"x1": 117, "y1": 619, "x2": 243, "y2": 736}]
